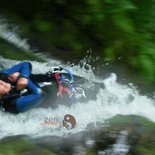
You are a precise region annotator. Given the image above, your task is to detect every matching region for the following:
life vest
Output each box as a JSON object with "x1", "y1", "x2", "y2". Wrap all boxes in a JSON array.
[{"x1": 51, "y1": 72, "x2": 72, "y2": 97}]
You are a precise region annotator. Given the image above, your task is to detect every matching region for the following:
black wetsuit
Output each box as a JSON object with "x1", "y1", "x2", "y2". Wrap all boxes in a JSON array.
[{"x1": 0, "y1": 72, "x2": 59, "y2": 113}]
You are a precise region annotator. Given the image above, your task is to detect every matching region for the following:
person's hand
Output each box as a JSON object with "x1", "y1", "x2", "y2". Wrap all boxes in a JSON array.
[
  {"x1": 17, "y1": 77, "x2": 28, "y2": 90},
  {"x1": 8, "y1": 72, "x2": 20, "y2": 82}
]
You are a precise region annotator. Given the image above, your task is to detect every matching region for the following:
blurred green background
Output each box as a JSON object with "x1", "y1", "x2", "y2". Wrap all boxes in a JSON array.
[
  {"x1": 0, "y1": 0, "x2": 155, "y2": 81},
  {"x1": 1, "y1": 1, "x2": 155, "y2": 154}
]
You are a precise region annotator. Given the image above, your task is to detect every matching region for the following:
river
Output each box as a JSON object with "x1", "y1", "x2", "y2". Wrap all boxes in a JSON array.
[{"x1": 1, "y1": 17, "x2": 155, "y2": 155}]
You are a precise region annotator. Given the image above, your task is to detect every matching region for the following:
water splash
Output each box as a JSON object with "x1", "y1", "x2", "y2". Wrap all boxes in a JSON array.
[
  {"x1": 0, "y1": 16, "x2": 62, "y2": 63},
  {"x1": 0, "y1": 58, "x2": 155, "y2": 140},
  {"x1": 0, "y1": 17, "x2": 30, "y2": 51}
]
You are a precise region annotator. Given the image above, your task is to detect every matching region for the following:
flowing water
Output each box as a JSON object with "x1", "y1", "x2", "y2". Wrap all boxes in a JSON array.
[
  {"x1": 1, "y1": 17, "x2": 155, "y2": 154},
  {"x1": 0, "y1": 58, "x2": 155, "y2": 140}
]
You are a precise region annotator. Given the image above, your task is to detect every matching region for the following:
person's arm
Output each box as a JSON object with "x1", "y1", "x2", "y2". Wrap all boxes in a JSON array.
[
  {"x1": 1, "y1": 62, "x2": 31, "y2": 78},
  {"x1": 2, "y1": 62, "x2": 33, "y2": 90}
]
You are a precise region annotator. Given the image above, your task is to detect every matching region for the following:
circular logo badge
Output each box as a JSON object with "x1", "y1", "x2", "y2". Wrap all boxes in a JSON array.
[{"x1": 62, "y1": 114, "x2": 76, "y2": 130}]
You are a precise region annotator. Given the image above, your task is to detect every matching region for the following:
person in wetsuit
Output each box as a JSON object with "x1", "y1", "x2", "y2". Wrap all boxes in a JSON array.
[
  {"x1": 0, "y1": 61, "x2": 74, "y2": 114},
  {"x1": 0, "y1": 62, "x2": 44, "y2": 113}
]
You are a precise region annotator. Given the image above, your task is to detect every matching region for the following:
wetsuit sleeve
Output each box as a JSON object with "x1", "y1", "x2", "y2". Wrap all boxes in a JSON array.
[
  {"x1": 15, "y1": 79, "x2": 42, "y2": 112},
  {"x1": 1, "y1": 62, "x2": 31, "y2": 78}
]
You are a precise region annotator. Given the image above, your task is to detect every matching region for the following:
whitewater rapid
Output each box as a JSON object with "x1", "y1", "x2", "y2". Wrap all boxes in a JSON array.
[{"x1": 0, "y1": 58, "x2": 155, "y2": 140}]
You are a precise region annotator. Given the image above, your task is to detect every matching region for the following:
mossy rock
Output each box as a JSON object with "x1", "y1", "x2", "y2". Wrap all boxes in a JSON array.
[{"x1": 0, "y1": 136, "x2": 58, "y2": 155}]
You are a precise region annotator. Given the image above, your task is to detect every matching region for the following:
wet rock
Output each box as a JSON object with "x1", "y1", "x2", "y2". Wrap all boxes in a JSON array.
[
  {"x1": 1, "y1": 115, "x2": 155, "y2": 155},
  {"x1": 0, "y1": 135, "x2": 58, "y2": 155}
]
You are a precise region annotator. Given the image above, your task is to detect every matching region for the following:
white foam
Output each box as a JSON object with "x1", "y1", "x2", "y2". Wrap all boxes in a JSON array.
[
  {"x1": 0, "y1": 18, "x2": 30, "y2": 51},
  {"x1": 0, "y1": 59, "x2": 155, "y2": 139}
]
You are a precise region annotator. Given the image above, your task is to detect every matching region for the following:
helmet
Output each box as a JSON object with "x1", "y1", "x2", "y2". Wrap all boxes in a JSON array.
[
  {"x1": 50, "y1": 66, "x2": 74, "y2": 90},
  {"x1": 50, "y1": 66, "x2": 74, "y2": 83},
  {"x1": 50, "y1": 66, "x2": 63, "y2": 73}
]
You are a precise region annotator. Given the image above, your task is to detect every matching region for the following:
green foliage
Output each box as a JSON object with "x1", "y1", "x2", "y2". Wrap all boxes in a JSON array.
[
  {"x1": 0, "y1": 138, "x2": 57, "y2": 155},
  {"x1": 32, "y1": 12, "x2": 54, "y2": 34},
  {"x1": 136, "y1": 147, "x2": 155, "y2": 155},
  {"x1": 0, "y1": 39, "x2": 45, "y2": 62},
  {"x1": 1, "y1": 0, "x2": 155, "y2": 80},
  {"x1": 130, "y1": 44, "x2": 155, "y2": 81}
]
